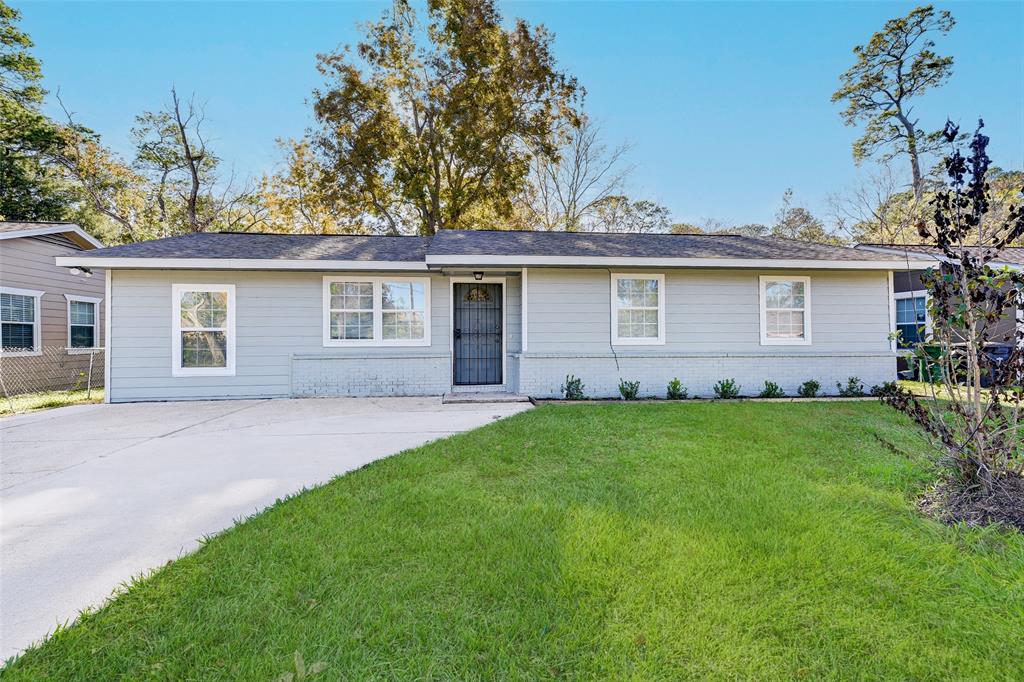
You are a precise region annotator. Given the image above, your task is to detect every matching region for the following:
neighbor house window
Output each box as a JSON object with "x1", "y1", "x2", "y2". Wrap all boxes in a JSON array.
[
  {"x1": 171, "y1": 284, "x2": 235, "y2": 376},
  {"x1": 611, "y1": 274, "x2": 665, "y2": 345},
  {"x1": 759, "y1": 276, "x2": 811, "y2": 345},
  {"x1": 323, "y1": 277, "x2": 430, "y2": 346},
  {"x1": 895, "y1": 291, "x2": 928, "y2": 348},
  {"x1": 1, "y1": 287, "x2": 43, "y2": 354},
  {"x1": 65, "y1": 295, "x2": 101, "y2": 350}
]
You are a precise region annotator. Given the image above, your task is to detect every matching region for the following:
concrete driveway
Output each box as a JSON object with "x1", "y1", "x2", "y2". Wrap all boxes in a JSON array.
[{"x1": 0, "y1": 397, "x2": 530, "y2": 659}]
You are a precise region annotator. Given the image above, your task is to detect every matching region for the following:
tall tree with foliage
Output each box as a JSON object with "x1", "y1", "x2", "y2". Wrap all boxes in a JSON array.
[
  {"x1": 772, "y1": 189, "x2": 844, "y2": 245},
  {"x1": 884, "y1": 122, "x2": 1024, "y2": 526},
  {"x1": 0, "y1": 1, "x2": 75, "y2": 221},
  {"x1": 259, "y1": 138, "x2": 366, "y2": 234},
  {"x1": 833, "y1": 5, "x2": 955, "y2": 204},
  {"x1": 311, "y1": 0, "x2": 581, "y2": 235}
]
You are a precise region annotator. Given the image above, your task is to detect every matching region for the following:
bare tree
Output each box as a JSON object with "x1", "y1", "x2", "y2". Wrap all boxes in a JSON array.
[
  {"x1": 829, "y1": 164, "x2": 922, "y2": 244},
  {"x1": 519, "y1": 118, "x2": 631, "y2": 231}
]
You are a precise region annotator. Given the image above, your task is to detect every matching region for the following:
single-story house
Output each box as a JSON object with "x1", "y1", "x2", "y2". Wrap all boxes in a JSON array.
[
  {"x1": 53, "y1": 230, "x2": 934, "y2": 403},
  {"x1": 856, "y1": 244, "x2": 1024, "y2": 374},
  {"x1": 1, "y1": 221, "x2": 106, "y2": 394}
]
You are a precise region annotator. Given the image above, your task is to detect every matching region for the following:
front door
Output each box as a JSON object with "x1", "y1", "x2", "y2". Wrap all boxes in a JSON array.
[{"x1": 453, "y1": 282, "x2": 502, "y2": 385}]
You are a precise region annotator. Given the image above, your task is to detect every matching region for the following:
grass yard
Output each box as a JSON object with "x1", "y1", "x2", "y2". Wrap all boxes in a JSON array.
[
  {"x1": 0, "y1": 388, "x2": 103, "y2": 416},
  {"x1": 5, "y1": 402, "x2": 1023, "y2": 680}
]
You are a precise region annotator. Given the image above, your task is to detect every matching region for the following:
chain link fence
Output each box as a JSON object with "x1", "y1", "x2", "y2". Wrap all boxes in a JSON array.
[{"x1": 0, "y1": 346, "x2": 104, "y2": 407}]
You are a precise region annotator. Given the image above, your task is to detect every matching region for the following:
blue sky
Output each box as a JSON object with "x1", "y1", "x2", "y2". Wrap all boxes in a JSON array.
[{"x1": 16, "y1": 1, "x2": 1024, "y2": 227}]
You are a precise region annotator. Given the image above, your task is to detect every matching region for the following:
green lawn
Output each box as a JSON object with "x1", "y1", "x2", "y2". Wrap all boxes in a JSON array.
[
  {"x1": 6, "y1": 403, "x2": 1024, "y2": 680},
  {"x1": 0, "y1": 388, "x2": 103, "y2": 416}
]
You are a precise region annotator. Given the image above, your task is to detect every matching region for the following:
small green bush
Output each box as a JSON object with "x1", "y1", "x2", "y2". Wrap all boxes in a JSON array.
[
  {"x1": 713, "y1": 378, "x2": 740, "y2": 399},
  {"x1": 561, "y1": 374, "x2": 586, "y2": 400},
  {"x1": 797, "y1": 380, "x2": 820, "y2": 398},
  {"x1": 618, "y1": 379, "x2": 641, "y2": 400},
  {"x1": 667, "y1": 377, "x2": 688, "y2": 400},
  {"x1": 870, "y1": 381, "x2": 899, "y2": 397},
  {"x1": 837, "y1": 376, "x2": 866, "y2": 397},
  {"x1": 759, "y1": 380, "x2": 785, "y2": 398}
]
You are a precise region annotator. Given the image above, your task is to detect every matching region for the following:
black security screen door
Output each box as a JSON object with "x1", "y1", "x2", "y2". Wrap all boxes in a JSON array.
[{"x1": 453, "y1": 282, "x2": 502, "y2": 385}]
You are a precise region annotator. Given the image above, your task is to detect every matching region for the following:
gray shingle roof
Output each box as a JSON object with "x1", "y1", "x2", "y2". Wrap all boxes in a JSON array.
[
  {"x1": 858, "y1": 243, "x2": 1024, "y2": 266},
  {"x1": 429, "y1": 230, "x2": 899, "y2": 261},
  {"x1": 66, "y1": 229, "x2": 915, "y2": 265},
  {"x1": 77, "y1": 232, "x2": 431, "y2": 261}
]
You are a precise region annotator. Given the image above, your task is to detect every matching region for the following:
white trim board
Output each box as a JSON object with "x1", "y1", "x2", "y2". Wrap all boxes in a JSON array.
[
  {"x1": 104, "y1": 269, "x2": 111, "y2": 402},
  {"x1": 0, "y1": 224, "x2": 103, "y2": 249},
  {"x1": 57, "y1": 255, "x2": 935, "y2": 271},
  {"x1": 427, "y1": 255, "x2": 936, "y2": 270},
  {"x1": 56, "y1": 256, "x2": 429, "y2": 271}
]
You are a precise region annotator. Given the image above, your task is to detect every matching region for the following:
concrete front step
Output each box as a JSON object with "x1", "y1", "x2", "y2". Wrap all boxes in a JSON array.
[{"x1": 442, "y1": 392, "x2": 531, "y2": 404}]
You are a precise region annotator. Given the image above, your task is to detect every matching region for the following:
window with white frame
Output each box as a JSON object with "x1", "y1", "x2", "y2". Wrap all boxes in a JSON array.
[
  {"x1": 324, "y1": 276, "x2": 430, "y2": 346},
  {"x1": 759, "y1": 276, "x2": 811, "y2": 345},
  {"x1": 1, "y1": 287, "x2": 43, "y2": 354},
  {"x1": 172, "y1": 284, "x2": 235, "y2": 375},
  {"x1": 66, "y1": 295, "x2": 101, "y2": 349},
  {"x1": 895, "y1": 291, "x2": 928, "y2": 348},
  {"x1": 611, "y1": 274, "x2": 665, "y2": 345}
]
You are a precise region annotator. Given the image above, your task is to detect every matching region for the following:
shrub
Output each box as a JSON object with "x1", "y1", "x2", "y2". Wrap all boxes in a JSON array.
[
  {"x1": 759, "y1": 380, "x2": 785, "y2": 398},
  {"x1": 666, "y1": 377, "x2": 688, "y2": 400},
  {"x1": 618, "y1": 379, "x2": 640, "y2": 400},
  {"x1": 837, "y1": 376, "x2": 866, "y2": 397},
  {"x1": 713, "y1": 378, "x2": 740, "y2": 399},
  {"x1": 560, "y1": 374, "x2": 585, "y2": 400},
  {"x1": 871, "y1": 381, "x2": 899, "y2": 397},
  {"x1": 797, "y1": 380, "x2": 820, "y2": 398}
]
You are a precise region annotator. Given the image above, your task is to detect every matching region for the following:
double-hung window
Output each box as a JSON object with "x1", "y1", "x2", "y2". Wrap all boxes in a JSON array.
[
  {"x1": 324, "y1": 276, "x2": 430, "y2": 346},
  {"x1": 1, "y1": 287, "x2": 43, "y2": 355},
  {"x1": 611, "y1": 274, "x2": 665, "y2": 345},
  {"x1": 172, "y1": 284, "x2": 235, "y2": 376},
  {"x1": 895, "y1": 291, "x2": 928, "y2": 348},
  {"x1": 66, "y1": 295, "x2": 101, "y2": 350},
  {"x1": 759, "y1": 276, "x2": 811, "y2": 345}
]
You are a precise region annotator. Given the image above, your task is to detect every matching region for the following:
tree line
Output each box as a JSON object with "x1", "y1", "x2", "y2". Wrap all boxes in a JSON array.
[{"x1": 1, "y1": 1, "x2": 1018, "y2": 244}]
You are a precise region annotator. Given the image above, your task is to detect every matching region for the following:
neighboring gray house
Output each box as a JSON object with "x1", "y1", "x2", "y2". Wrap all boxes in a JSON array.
[
  {"x1": 856, "y1": 244, "x2": 1024, "y2": 367},
  {"x1": 1, "y1": 222, "x2": 106, "y2": 394},
  {"x1": 54, "y1": 230, "x2": 933, "y2": 402}
]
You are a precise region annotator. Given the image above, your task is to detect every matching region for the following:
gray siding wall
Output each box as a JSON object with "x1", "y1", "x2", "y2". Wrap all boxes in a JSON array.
[
  {"x1": 1, "y1": 236, "x2": 106, "y2": 393},
  {"x1": 108, "y1": 269, "x2": 523, "y2": 402},
  {"x1": 520, "y1": 268, "x2": 895, "y2": 397},
  {"x1": 1, "y1": 236, "x2": 106, "y2": 348},
  {"x1": 893, "y1": 268, "x2": 1017, "y2": 343}
]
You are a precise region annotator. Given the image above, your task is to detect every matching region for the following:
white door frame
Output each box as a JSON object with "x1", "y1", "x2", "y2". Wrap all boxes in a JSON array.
[{"x1": 449, "y1": 276, "x2": 507, "y2": 388}]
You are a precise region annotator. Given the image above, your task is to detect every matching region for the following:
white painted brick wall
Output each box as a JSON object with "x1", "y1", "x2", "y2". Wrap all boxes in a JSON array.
[
  {"x1": 291, "y1": 354, "x2": 450, "y2": 397},
  {"x1": 517, "y1": 352, "x2": 896, "y2": 398}
]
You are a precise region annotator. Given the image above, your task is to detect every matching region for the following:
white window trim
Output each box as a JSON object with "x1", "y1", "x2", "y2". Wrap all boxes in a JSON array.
[
  {"x1": 64, "y1": 294, "x2": 103, "y2": 353},
  {"x1": 894, "y1": 289, "x2": 931, "y2": 349},
  {"x1": 610, "y1": 273, "x2": 666, "y2": 346},
  {"x1": 171, "y1": 283, "x2": 236, "y2": 377},
  {"x1": 322, "y1": 276, "x2": 431, "y2": 347},
  {"x1": 759, "y1": 275, "x2": 812, "y2": 346},
  {"x1": 0, "y1": 286, "x2": 44, "y2": 357}
]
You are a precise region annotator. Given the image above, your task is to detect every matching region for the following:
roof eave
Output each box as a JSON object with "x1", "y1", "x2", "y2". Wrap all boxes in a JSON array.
[
  {"x1": 425, "y1": 255, "x2": 936, "y2": 270},
  {"x1": 0, "y1": 225, "x2": 103, "y2": 249},
  {"x1": 54, "y1": 256, "x2": 429, "y2": 271}
]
